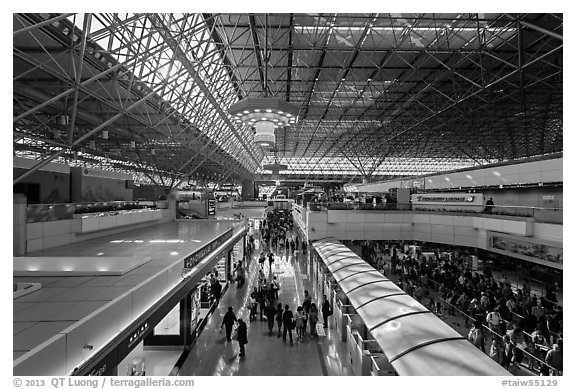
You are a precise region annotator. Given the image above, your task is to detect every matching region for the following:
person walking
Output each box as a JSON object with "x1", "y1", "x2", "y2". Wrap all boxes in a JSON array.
[
  {"x1": 237, "y1": 318, "x2": 248, "y2": 357},
  {"x1": 220, "y1": 306, "x2": 237, "y2": 342},
  {"x1": 302, "y1": 290, "x2": 312, "y2": 333},
  {"x1": 235, "y1": 261, "x2": 245, "y2": 288},
  {"x1": 271, "y1": 276, "x2": 280, "y2": 300},
  {"x1": 249, "y1": 288, "x2": 259, "y2": 322},
  {"x1": 259, "y1": 252, "x2": 266, "y2": 269},
  {"x1": 282, "y1": 304, "x2": 294, "y2": 345},
  {"x1": 309, "y1": 303, "x2": 319, "y2": 337},
  {"x1": 275, "y1": 303, "x2": 284, "y2": 337},
  {"x1": 258, "y1": 292, "x2": 267, "y2": 322},
  {"x1": 268, "y1": 251, "x2": 275, "y2": 273},
  {"x1": 321, "y1": 295, "x2": 332, "y2": 328},
  {"x1": 265, "y1": 300, "x2": 276, "y2": 336},
  {"x1": 295, "y1": 306, "x2": 306, "y2": 341}
]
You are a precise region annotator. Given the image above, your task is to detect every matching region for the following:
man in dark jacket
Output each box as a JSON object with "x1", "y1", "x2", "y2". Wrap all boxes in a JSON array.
[
  {"x1": 220, "y1": 306, "x2": 237, "y2": 342},
  {"x1": 237, "y1": 318, "x2": 248, "y2": 357},
  {"x1": 282, "y1": 304, "x2": 294, "y2": 344}
]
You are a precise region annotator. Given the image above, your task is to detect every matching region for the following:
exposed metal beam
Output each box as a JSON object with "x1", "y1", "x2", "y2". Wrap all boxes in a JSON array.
[
  {"x1": 67, "y1": 13, "x2": 92, "y2": 146},
  {"x1": 14, "y1": 82, "x2": 167, "y2": 185},
  {"x1": 504, "y1": 13, "x2": 563, "y2": 41},
  {"x1": 13, "y1": 13, "x2": 76, "y2": 37},
  {"x1": 248, "y1": 14, "x2": 266, "y2": 95},
  {"x1": 202, "y1": 13, "x2": 244, "y2": 101},
  {"x1": 147, "y1": 14, "x2": 260, "y2": 171},
  {"x1": 286, "y1": 14, "x2": 294, "y2": 102}
]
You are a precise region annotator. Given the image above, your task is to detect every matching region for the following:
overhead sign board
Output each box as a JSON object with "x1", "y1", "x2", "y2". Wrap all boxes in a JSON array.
[{"x1": 411, "y1": 192, "x2": 484, "y2": 212}]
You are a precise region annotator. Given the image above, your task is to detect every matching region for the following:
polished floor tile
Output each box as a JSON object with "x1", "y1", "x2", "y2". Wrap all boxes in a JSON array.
[{"x1": 178, "y1": 232, "x2": 353, "y2": 376}]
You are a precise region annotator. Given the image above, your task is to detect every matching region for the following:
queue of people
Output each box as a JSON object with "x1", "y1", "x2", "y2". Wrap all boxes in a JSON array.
[{"x1": 356, "y1": 240, "x2": 563, "y2": 376}]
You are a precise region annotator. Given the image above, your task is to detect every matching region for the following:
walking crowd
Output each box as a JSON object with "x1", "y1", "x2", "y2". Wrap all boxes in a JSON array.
[
  {"x1": 219, "y1": 209, "x2": 329, "y2": 358},
  {"x1": 357, "y1": 240, "x2": 563, "y2": 376}
]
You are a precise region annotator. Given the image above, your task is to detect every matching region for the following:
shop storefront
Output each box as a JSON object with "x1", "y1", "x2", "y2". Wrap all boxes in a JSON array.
[{"x1": 73, "y1": 228, "x2": 246, "y2": 376}]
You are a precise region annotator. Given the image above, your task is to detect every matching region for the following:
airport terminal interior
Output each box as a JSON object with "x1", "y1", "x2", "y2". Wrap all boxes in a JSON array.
[{"x1": 12, "y1": 13, "x2": 563, "y2": 377}]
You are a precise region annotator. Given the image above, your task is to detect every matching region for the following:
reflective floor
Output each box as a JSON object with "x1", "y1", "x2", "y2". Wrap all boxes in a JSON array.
[{"x1": 179, "y1": 232, "x2": 353, "y2": 376}]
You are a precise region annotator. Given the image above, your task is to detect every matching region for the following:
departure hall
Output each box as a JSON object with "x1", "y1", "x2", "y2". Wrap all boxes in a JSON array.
[{"x1": 11, "y1": 12, "x2": 563, "y2": 378}]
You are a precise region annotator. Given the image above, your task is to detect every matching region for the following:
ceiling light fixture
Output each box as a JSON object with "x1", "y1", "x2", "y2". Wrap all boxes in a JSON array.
[{"x1": 228, "y1": 14, "x2": 298, "y2": 149}]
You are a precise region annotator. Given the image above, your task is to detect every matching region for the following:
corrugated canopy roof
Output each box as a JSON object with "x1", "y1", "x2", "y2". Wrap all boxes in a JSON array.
[{"x1": 313, "y1": 238, "x2": 511, "y2": 376}]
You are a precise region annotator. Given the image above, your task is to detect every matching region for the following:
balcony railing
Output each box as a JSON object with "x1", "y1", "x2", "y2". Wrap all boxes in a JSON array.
[{"x1": 305, "y1": 202, "x2": 562, "y2": 224}]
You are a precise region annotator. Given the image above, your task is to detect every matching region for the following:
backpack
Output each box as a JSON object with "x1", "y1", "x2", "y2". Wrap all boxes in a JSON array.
[{"x1": 488, "y1": 312, "x2": 501, "y2": 326}]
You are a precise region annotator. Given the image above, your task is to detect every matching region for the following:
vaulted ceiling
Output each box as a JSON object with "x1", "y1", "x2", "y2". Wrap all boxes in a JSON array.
[{"x1": 13, "y1": 13, "x2": 563, "y2": 187}]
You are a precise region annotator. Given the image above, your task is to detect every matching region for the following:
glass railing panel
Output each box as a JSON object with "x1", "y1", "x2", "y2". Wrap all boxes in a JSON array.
[
  {"x1": 533, "y1": 207, "x2": 563, "y2": 224},
  {"x1": 26, "y1": 200, "x2": 158, "y2": 223},
  {"x1": 306, "y1": 201, "x2": 562, "y2": 224}
]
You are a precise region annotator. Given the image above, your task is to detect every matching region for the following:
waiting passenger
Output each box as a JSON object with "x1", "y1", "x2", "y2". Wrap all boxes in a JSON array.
[
  {"x1": 545, "y1": 342, "x2": 562, "y2": 375},
  {"x1": 489, "y1": 338, "x2": 504, "y2": 365}
]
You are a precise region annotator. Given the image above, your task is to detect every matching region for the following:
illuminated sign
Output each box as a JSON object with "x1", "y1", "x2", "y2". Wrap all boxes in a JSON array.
[
  {"x1": 128, "y1": 323, "x2": 150, "y2": 348},
  {"x1": 208, "y1": 199, "x2": 216, "y2": 215},
  {"x1": 415, "y1": 195, "x2": 474, "y2": 203},
  {"x1": 411, "y1": 193, "x2": 484, "y2": 211}
]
